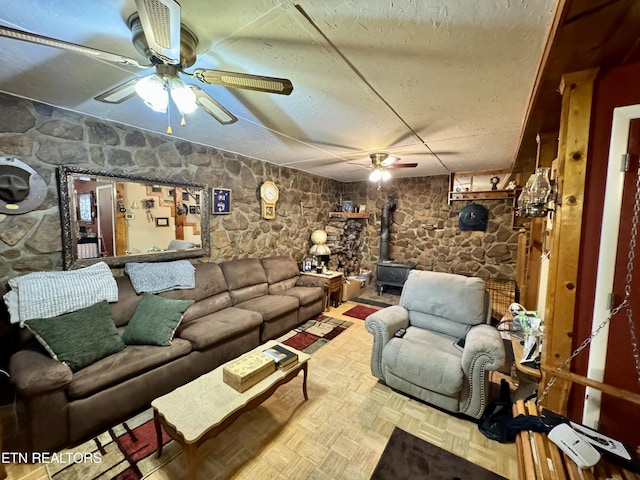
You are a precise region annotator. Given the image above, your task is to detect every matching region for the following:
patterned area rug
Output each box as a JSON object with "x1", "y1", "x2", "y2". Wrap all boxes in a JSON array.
[
  {"x1": 45, "y1": 314, "x2": 350, "y2": 480},
  {"x1": 47, "y1": 409, "x2": 180, "y2": 480},
  {"x1": 342, "y1": 304, "x2": 380, "y2": 320},
  {"x1": 278, "y1": 314, "x2": 352, "y2": 353},
  {"x1": 371, "y1": 427, "x2": 507, "y2": 480}
]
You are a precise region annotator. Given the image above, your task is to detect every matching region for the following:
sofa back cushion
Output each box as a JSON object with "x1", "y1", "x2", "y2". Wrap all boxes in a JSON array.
[
  {"x1": 220, "y1": 258, "x2": 269, "y2": 304},
  {"x1": 110, "y1": 276, "x2": 142, "y2": 327},
  {"x1": 160, "y1": 263, "x2": 228, "y2": 301},
  {"x1": 400, "y1": 270, "x2": 486, "y2": 339},
  {"x1": 111, "y1": 263, "x2": 232, "y2": 327},
  {"x1": 261, "y1": 256, "x2": 300, "y2": 294}
]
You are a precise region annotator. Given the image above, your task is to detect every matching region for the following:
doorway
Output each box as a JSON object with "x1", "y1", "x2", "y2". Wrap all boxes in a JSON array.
[
  {"x1": 96, "y1": 184, "x2": 115, "y2": 257},
  {"x1": 586, "y1": 106, "x2": 640, "y2": 446}
]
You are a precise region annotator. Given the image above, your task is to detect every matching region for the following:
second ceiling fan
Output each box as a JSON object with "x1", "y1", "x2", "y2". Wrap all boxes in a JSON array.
[{"x1": 0, "y1": 0, "x2": 294, "y2": 132}]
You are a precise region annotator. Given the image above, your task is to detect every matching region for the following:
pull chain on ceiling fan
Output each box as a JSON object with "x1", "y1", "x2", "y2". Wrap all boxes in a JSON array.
[{"x1": 0, "y1": 0, "x2": 294, "y2": 134}]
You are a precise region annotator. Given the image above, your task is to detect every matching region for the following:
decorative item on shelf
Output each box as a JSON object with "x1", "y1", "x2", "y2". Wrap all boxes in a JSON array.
[
  {"x1": 490, "y1": 176, "x2": 500, "y2": 190},
  {"x1": 516, "y1": 167, "x2": 554, "y2": 217},
  {"x1": 342, "y1": 201, "x2": 354, "y2": 213}
]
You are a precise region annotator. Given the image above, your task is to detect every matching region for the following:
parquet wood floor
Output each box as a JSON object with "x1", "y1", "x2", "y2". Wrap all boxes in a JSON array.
[{"x1": 3, "y1": 300, "x2": 518, "y2": 480}]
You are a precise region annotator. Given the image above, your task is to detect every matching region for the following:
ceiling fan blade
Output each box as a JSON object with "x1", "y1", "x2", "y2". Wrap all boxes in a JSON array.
[
  {"x1": 381, "y1": 155, "x2": 400, "y2": 167},
  {"x1": 0, "y1": 25, "x2": 149, "y2": 68},
  {"x1": 390, "y1": 163, "x2": 419, "y2": 168},
  {"x1": 189, "y1": 85, "x2": 237, "y2": 125},
  {"x1": 192, "y1": 69, "x2": 293, "y2": 95},
  {"x1": 94, "y1": 78, "x2": 140, "y2": 104},
  {"x1": 134, "y1": 0, "x2": 181, "y2": 65}
]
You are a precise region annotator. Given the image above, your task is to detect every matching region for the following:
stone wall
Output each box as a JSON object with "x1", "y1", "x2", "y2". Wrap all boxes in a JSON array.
[
  {"x1": 0, "y1": 93, "x2": 340, "y2": 297},
  {"x1": 341, "y1": 176, "x2": 518, "y2": 280},
  {"x1": 0, "y1": 92, "x2": 518, "y2": 301}
]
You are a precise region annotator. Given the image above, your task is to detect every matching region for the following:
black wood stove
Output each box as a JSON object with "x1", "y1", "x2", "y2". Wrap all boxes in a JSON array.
[{"x1": 376, "y1": 198, "x2": 416, "y2": 295}]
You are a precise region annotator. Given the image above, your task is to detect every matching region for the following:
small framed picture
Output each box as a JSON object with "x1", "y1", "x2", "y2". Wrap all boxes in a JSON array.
[
  {"x1": 213, "y1": 188, "x2": 231, "y2": 214},
  {"x1": 182, "y1": 191, "x2": 189, "y2": 201},
  {"x1": 155, "y1": 217, "x2": 169, "y2": 227},
  {"x1": 189, "y1": 205, "x2": 197, "y2": 214}
]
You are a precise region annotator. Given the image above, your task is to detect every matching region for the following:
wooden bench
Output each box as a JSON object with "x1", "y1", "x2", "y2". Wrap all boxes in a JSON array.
[{"x1": 512, "y1": 400, "x2": 640, "y2": 479}]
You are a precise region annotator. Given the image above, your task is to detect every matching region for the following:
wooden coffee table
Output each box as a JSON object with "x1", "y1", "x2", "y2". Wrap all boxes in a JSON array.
[{"x1": 151, "y1": 340, "x2": 310, "y2": 480}]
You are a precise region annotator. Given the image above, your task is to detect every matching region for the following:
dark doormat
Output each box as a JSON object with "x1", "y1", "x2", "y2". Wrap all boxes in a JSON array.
[
  {"x1": 351, "y1": 297, "x2": 392, "y2": 308},
  {"x1": 371, "y1": 427, "x2": 507, "y2": 480}
]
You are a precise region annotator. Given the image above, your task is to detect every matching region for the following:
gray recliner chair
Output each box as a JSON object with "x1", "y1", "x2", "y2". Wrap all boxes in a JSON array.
[{"x1": 365, "y1": 270, "x2": 505, "y2": 418}]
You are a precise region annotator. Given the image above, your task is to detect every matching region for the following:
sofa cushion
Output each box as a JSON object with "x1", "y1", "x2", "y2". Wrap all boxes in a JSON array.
[
  {"x1": 160, "y1": 263, "x2": 230, "y2": 303},
  {"x1": 26, "y1": 301, "x2": 126, "y2": 372},
  {"x1": 268, "y1": 277, "x2": 298, "y2": 294},
  {"x1": 382, "y1": 327, "x2": 463, "y2": 396},
  {"x1": 261, "y1": 255, "x2": 300, "y2": 284},
  {"x1": 110, "y1": 276, "x2": 143, "y2": 327},
  {"x1": 220, "y1": 258, "x2": 269, "y2": 304},
  {"x1": 122, "y1": 294, "x2": 194, "y2": 346},
  {"x1": 67, "y1": 338, "x2": 192, "y2": 399},
  {"x1": 275, "y1": 286, "x2": 324, "y2": 306},
  {"x1": 177, "y1": 307, "x2": 263, "y2": 350},
  {"x1": 235, "y1": 294, "x2": 299, "y2": 321},
  {"x1": 176, "y1": 292, "x2": 233, "y2": 324}
]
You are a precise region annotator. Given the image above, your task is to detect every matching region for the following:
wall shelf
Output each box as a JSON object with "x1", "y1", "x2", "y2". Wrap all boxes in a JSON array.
[
  {"x1": 448, "y1": 189, "x2": 515, "y2": 203},
  {"x1": 328, "y1": 212, "x2": 370, "y2": 219}
]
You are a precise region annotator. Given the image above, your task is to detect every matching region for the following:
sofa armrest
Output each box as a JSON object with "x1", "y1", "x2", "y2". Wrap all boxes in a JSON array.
[
  {"x1": 460, "y1": 324, "x2": 505, "y2": 417},
  {"x1": 295, "y1": 275, "x2": 329, "y2": 288},
  {"x1": 364, "y1": 306, "x2": 410, "y2": 380},
  {"x1": 10, "y1": 349, "x2": 73, "y2": 396}
]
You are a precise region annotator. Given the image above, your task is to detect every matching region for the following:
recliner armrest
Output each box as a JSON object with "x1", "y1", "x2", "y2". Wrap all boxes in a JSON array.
[
  {"x1": 364, "y1": 306, "x2": 409, "y2": 380},
  {"x1": 461, "y1": 324, "x2": 505, "y2": 375},
  {"x1": 460, "y1": 324, "x2": 506, "y2": 418},
  {"x1": 10, "y1": 349, "x2": 73, "y2": 396}
]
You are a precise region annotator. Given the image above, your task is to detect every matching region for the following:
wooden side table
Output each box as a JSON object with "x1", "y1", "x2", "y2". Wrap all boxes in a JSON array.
[
  {"x1": 511, "y1": 336, "x2": 541, "y2": 380},
  {"x1": 301, "y1": 271, "x2": 343, "y2": 310}
]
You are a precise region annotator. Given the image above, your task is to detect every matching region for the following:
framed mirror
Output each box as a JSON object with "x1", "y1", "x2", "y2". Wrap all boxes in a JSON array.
[{"x1": 57, "y1": 166, "x2": 211, "y2": 269}]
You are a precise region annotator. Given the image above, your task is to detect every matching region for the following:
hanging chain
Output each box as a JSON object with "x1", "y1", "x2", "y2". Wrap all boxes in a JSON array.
[{"x1": 538, "y1": 161, "x2": 640, "y2": 405}]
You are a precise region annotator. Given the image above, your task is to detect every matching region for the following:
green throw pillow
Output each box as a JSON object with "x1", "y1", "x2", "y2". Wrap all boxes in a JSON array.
[
  {"x1": 26, "y1": 301, "x2": 125, "y2": 372},
  {"x1": 122, "y1": 293, "x2": 194, "y2": 346}
]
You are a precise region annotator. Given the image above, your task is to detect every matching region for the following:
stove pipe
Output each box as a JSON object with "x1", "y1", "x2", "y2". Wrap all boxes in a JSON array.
[{"x1": 379, "y1": 198, "x2": 397, "y2": 261}]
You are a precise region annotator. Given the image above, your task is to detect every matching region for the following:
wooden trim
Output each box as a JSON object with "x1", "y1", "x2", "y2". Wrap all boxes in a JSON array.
[
  {"x1": 540, "y1": 367, "x2": 640, "y2": 407},
  {"x1": 328, "y1": 212, "x2": 370, "y2": 219},
  {"x1": 540, "y1": 68, "x2": 599, "y2": 413}
]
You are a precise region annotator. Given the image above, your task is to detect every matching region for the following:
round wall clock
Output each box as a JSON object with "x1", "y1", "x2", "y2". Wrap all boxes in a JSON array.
[{"x1": 260, "y1": 181, "x2": 279, "y2": 219}]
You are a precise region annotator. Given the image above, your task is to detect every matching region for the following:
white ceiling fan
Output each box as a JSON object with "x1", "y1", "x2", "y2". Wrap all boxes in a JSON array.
[{"x1": 0, "y1": 0, "x2": 293, "y2": 133}]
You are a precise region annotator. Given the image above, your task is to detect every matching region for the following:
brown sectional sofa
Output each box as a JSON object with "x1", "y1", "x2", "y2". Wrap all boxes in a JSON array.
[{"x1": 8, "y1": 255, "x2": 326, "y2": 453}]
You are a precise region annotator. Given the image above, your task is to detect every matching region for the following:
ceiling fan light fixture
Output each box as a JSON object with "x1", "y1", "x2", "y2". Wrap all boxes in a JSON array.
[
  {"x1": 168, "y1": 77, "x2": 197, "y2": 114},
  {"x1": 369, "y1": 166, "x2": 392, "y2": 183},
  {"x1": 135, "y1": 74, "x2": 168, "y2": 112}
]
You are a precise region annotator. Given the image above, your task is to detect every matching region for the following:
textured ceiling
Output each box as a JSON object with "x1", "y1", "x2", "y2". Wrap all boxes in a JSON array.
[{"x1": 0, "y1": 0, "x2": 557, "y2": 182}]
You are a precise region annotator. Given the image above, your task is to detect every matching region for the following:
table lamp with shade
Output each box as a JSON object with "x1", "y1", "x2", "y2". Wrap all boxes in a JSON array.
[{"x1": 308, "y1": 229, "x2": 331, "y2": 272}]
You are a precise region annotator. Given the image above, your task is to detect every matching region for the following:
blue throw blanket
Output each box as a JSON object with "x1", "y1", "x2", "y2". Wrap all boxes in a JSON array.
[{"x1": 125, "y1": 261, "x2": 196, "y2": 294}]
